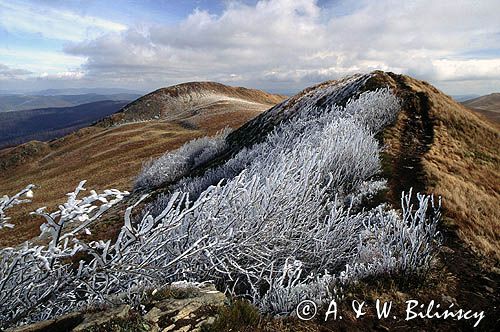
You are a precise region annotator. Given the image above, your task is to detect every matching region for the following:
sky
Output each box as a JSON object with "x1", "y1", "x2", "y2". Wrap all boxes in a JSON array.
[{"x1": 0, "y1": 0, "x2": 499, "y2": 95}]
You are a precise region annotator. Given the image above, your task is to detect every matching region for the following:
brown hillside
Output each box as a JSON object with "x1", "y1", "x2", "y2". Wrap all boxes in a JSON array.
[
  {"x1": 360, "y1": 72, "x2": 500, "y2": 330},
  {"x1": 462, "y1": 92, "x2": 500, "y2": 124},
  {"x1": 2, "y1": 73, "x2": 498, "y2": 331},
  {"x1": 97, "y1": 81, "x2": 286, "y2": 127},
  {"x1": 376, "y1": 74, "x2": 500, "y2": 263},
  {"x1": 172, "y1": 71, "x2": 500, "y2": 330},
  {"x1": 0, "y1": 83, "x2": 285, "y2": 246},
  {"x1": 112, "y1": 72, "x2": 499, "y2": 265}
]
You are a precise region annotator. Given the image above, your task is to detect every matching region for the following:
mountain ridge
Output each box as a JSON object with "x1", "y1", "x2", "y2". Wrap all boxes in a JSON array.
[
  {"x1": 0, "y1": 93, "x2": 141, "y2": 112},
  {"x1": 120, "y1": 71, "x2": 498, "y2": 330},
  {"x1": 97, "y1": 81, "x2": 286, "y2": 127},
  {"x1": 462, "y1": 92, "x2": 500, "y2": 124},
  {"x1": 0, "y1": 100, "x2": 130, "y2": 149},
  {"x1": 129, "y1": 71, "x2": 499, "y2": 265}
]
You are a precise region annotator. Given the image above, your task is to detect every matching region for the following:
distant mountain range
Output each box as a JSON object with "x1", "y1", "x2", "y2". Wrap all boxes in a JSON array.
[
  {"x1": 0, "y1": 93, "x2": 141, "y2": 112},
  {"x1": 0, "y1": 87, "x2": 144, "y2": 96},
  {"x1": 452, "y1": 94, "x2": 480, "y2": 102},
  {"x1": 0, "y1": 100, "x2": 130, "y2": 149},
  {"x1": 462, "y1": 93, "x2": 500, "y2": 124},
  {"x1": 32, "y1": 87, "x2": 145, "y2": 96}
]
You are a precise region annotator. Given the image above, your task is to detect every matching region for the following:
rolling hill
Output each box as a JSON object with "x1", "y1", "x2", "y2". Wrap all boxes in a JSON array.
[
  {"x1": 96, "y1": 81, "x2": 286, "y2": 127},
  {"x1": 33, "y1": 88, "x2": 143, "y2": 96},
  {"x1": 127, "y1": 72, "x2": 499, "y2": 263},
  {"x1": 0, "y1": 82, "x2": 285, "y2": 246},
  {"x1": 462, "y1": 93, "x2": 500, "y2": 124},
  {"x1": 171, "y1": 72, "x2": 498, "y2": 330},
  {"x1": 452, "y1": 94, "x2": 479, "y2": 102},
  {"x1": 0, "y1": 100, "x2": 129, "y2": 149}
]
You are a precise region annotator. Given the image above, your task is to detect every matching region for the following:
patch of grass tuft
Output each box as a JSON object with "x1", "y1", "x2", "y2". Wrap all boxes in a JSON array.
[{"x1": 203, "y1": 298, "x2": 261, "y2": 332}]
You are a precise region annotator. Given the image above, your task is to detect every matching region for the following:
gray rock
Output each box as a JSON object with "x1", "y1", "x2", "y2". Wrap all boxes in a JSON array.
[
  {"x1": 72, "y1": 305, "x2": 130, "y2": 331},
  {"x1": 5, "y1": 284, "x2": 224, "y2": 332},
  {"x1": 6, "y1": 312, "x2": 83, "y2": 332}
]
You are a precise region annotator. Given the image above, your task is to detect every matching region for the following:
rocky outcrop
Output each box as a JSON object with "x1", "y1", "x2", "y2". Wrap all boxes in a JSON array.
[
  {"x1": 140, "y1": 284, "x2": 225, "y2": 332},
  {"x1": 6, "y1": 284, "x2": 226, "y2": 332}
]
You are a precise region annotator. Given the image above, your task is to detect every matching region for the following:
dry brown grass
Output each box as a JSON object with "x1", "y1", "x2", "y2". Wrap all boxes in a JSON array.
[
  {"x1": 462, "y1": 93, "x2": 500, "y2": 125},
  {"x1": 405, "y1": 78, "x2": 499, "y2": 262},
  {"x1": 380, "y1": 73, "x2": 500, "y2": 262},
  {"x1": 98, "y1": 81, "x2": 285, "y2": 127},
  {"x1": 0, "y1": 95, "x2": 281, "y2": 246},
  {"x1": 1, "y1": 75, "x2": 497, "y2": 331},
  {"x1": 0, "y1": 122, "x2": 198, "y2": 245}
]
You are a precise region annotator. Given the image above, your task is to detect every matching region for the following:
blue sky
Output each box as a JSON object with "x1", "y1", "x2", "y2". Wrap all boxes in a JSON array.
[{"x1": 1, "y1": 0, "x2": 499, "y2": 95}]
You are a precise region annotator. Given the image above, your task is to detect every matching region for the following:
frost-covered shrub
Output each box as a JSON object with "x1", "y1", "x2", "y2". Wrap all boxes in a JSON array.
[
  {"x1": 130, "y1": 88, "x2": 436, "y2": 311},
  {"x1": 0, "y1": 185, "x2": 34, "y2": 229},
  {"x1": 148, "y1": 88, "x2": 399, "y2": 211},
  {"x1": 351, "y1": 189, "x2": 442, "y2": 279},
  {"x1": 249, "y1": 191, "x2": 441, "y2": 315},
  {"x1": 0, "y1": 183, "x2": 128, "y2": 327},
  {"x1": 256, "y1": 259, "x2": 336, "y2": 315},
  {"x1": 0, "y1": 87, "x2": 442, "y2": 328},
  {"x1": 134, "y1": 128, "x2": 231, "y2": 190}
]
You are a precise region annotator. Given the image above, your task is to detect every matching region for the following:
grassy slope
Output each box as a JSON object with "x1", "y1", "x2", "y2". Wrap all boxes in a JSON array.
[
  {"x1": 196, "y1": 73, "x2": 500, "y2": 331},
  {"x1": 397, "y1": 76, "x2": 499, "y2": 262},
  {"x1": 97, "y1": 81, "x2": 286, "y2": 127},
  {"x1": 0, "y1": 87, "x2": 283, "y2": 246},
  {"x1": 217, "y1": 72, "x2": 500, "y2": 331},
  {"x1": 362, "y1": 72, "x2": 499, "y2": 331}
]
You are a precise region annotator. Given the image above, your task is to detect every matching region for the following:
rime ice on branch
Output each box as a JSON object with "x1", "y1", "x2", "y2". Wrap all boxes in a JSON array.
[{"x1": 0, "y1": 184, "x2": 34, "y2": 229}]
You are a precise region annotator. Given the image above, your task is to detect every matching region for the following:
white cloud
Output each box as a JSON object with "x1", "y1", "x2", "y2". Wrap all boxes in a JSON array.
[
  {"x1": 39, "y1": 70, "x2": 85, "y2": 80},
  {"x1": 0, "y1": 48, "x2": 86, "y2": 75},
  {"x1": 0, "y1": 63, "x2": 32, "y2": 80},
  {"x1": 432, "y1": 59, "x2": 500, "y2": 81},
  {"x1": 0, "y1": 0, "x2": 126, "y2": 42},
  {"x1": 4, "y1": 0, "x2": 500, "y2": 94}
]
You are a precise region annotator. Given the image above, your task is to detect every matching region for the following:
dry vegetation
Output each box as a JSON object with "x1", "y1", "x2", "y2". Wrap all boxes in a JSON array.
[
  {"x1": 397, "y1": 77, "x2": 499, "y2": 262},
  {"x1": 371, "y1": 72, "x2": 499, "y2": 264},
  {"x1": 0, "y1": 122, "x2": 199, "y2": 246},
  {"x1": 0, "y1": 84, "x2": 284, "y2": 246},
  {"x1": 97, "y1": 81, "x2": 285, "y2": 127}
]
